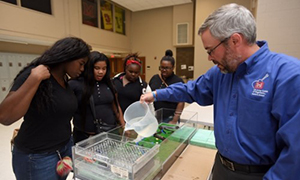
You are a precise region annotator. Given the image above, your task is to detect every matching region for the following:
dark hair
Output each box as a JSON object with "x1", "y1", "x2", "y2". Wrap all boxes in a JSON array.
[
  {"x1": 80, "y1": 51, "x2": 120, "y2": 126},
  {"x1": 13, "y1": 37, "x2": 91, "y2": 112},
  {"x1": 160, "y1": 49, "x2": 175, "y2": 67},
  {"x1": 123, "y1": 52, "x2": 142, "y2": 72}
]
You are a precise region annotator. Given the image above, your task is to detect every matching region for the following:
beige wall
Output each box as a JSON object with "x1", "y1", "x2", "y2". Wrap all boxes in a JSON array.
[
  {"x1": 0, "y1": 0, "x2": 132, "y2": 54},
  {"x1": 131, "y1": 3, "x2": 194, "y2": 82},
  {"x1": 256, "y1": 0, "x2": 300, "y2": 59},
  {"x1": 67, "y1": 0, "x2": 133, "y2": 54},
  {"x1": 194, "y1": 0, "x2": 300, "y2": 79},
  {"x1": 194, "y1": 0, "x2": 252, "y2": 78},
  {"x1": 131, "y1": 7, "x2": 175, "y2": 82},
  {"x1": 173, "y1": 3, "x2": 194, "y2": 46},
  {"x1": 1, "y1": 0, "x2": 300, "y2": 81},
  {"x1": 0, "y1": 0, "x2": 67, "y2": 45}
]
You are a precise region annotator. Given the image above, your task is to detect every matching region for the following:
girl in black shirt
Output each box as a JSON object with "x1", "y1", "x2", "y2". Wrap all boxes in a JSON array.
[
  {"x1": 0, "y1": 37, "x2": 91, "y2": 180},
  {"x1": 149, "y1": 50, "x2": 185, "y2": 124},
  {"x1": 69, "y1": 51, "x2": 125, "y2": 144},
  {"x1": 112, "y1": 53, "x2": 153, "y2": 114}
]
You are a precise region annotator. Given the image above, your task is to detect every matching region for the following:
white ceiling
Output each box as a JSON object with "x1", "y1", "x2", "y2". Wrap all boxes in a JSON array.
[{"x1": 110, "y1": 0, "x2": 193, "y2": 12}]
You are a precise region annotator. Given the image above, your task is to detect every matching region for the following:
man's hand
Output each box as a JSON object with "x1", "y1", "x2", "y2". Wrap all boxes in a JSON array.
[{"x1": 140, "y1": 92, "x2": 155, "y2": 104}]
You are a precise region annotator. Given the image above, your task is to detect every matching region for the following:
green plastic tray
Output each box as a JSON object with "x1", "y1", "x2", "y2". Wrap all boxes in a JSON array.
[{"x1": 190, "y1": 129, "x2": 216, "y2": 149}]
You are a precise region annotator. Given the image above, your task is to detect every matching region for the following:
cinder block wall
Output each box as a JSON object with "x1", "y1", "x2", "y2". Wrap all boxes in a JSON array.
[{"x1": 256, "y1": 0, "x2": 300, "y2": 59}]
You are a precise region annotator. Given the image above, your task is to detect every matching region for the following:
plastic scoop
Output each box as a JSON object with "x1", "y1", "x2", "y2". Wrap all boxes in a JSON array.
[{"x1": 124, "y1": 101, "x2": 158, "y2": 137}]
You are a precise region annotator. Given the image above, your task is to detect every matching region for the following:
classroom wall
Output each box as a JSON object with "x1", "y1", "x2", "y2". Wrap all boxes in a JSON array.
[
  {"x1": 193, "y1": 0, "x2": 252, "y2": 78},
  {"x1": 256, "y1": 0, "x2": 300, "y2": 59},
  {"x1": 131, "y1": 3, "x2": 194, "y2": 82},
  {"x1": 0, "y1": 0, "x2": 299, "y2": 82},
  {"x1": 131, "y1": 6, "x2": 175, "y2": 82},
  {"x1": 0, "y1": 0, "x2": 132, "y2": 54},
  {"x1": 173, "y1": 3, "x2": 195, "y2": 46},
  {"x1": 193, "y1": 0, "x2": 300, "y2": 78},
  {"x1": 67, "y1": 1, "x2": 132, "y2": 53},
  {"x1": 0, "y1": 0, "x2": 67, "y2": 46}
]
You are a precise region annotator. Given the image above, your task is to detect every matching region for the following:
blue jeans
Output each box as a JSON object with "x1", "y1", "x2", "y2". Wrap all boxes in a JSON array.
[{"x1": 12, "y1": 138, "x2": 73, "y2": 180}]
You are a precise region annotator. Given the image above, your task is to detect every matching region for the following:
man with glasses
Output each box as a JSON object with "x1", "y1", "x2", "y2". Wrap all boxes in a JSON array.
[{"x1": 141, "y1": 3, "x2": 300, "y2": 180}]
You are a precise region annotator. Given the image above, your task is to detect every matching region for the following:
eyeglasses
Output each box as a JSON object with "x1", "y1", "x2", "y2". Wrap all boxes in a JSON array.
[
  {"x1": 159, "y1": 66, "x2": 173, "y2": 71},
  {"x1": 207, "y1": 37, "x2": 230, "y2": 56}
]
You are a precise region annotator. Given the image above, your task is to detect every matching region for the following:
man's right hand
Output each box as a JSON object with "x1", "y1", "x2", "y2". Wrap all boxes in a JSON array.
[{"x1": 140, "y1": 92, "x2": 155, "y2": 104}]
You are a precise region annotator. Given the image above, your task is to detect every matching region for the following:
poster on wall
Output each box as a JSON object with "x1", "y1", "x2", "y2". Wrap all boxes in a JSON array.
[
  {"x1": 101, "y1": 10, "x2": 113, "y2": 31},
  {"x1": 115, "y1": 12, "x2": 123, "y2": 34},
  {"x1": 82, "y1": 0, "x2": 98, "y2": 27}
]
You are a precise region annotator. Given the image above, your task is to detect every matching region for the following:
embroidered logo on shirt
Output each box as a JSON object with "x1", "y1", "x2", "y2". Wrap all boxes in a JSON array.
[
  {"x1": 251, "y1": 74, "x2": 269, "y2": 97},
  {"x1": 254, "y1": 81, "x2": 264, "y2": 89}
]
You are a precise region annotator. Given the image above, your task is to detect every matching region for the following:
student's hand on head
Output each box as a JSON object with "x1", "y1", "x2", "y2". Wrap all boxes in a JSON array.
[
  {"x1": 31, "y1": 65, "x2": 51, "y2": 81},
  {"x1": 140, "y1": 92, "x2": 155, "y2": 104}
]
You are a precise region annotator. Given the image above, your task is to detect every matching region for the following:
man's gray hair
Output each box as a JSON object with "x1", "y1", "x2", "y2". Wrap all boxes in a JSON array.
[{"x1": 198, "y1": 3, "x2": 256, "y2": 44}]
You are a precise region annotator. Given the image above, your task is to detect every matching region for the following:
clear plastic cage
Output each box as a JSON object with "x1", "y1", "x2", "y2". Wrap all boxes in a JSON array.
[{"x1": 72, "y1": 108, "x2": 198, "y2": 180}]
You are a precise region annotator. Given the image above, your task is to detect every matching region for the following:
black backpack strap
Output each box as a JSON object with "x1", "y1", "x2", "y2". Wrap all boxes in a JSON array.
[{"x1": 139, "y1": 76, "x2": 147, "y2": 94}]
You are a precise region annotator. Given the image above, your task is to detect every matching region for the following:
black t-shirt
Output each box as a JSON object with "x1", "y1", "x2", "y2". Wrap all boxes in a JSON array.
[
  {"x1": 149, "y1": 73, "x2": 184, "y2": 118},
  {"x1": 69, "y1": 78, "x2": 117, "y2": 133},
  {"x1": 11, "y1": 67, "x2": 77, "y2": 153},
  {"x1": 112, "y1": 73, "x2": 147, "y2": 113}
]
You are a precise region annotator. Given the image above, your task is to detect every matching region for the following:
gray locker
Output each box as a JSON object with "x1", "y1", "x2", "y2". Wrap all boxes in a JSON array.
[
  {"x1": 7, "y1": 54, "x2": 18, "y2": 80},
  {"x1": 23, "y1": 55, "x2": 33, "y2": 67},
  {"x1": 0, "y1": 53, "x2": 9, "y2": 79},
  {"x1": 0, "y1": 79, "x2": 11, "y2": 102},
  {"x1": 16, "y1": 54, "x2": 24, "y2": 73},
  {"x1": 0, "y1": 52, "x2": 40, "y2": 86},
  {"x1": 0, "y1": 80, "x2": 2, "y2": 102},
  {"x1": 24, "y1": 54, "x2": 39, "y2": 67}
]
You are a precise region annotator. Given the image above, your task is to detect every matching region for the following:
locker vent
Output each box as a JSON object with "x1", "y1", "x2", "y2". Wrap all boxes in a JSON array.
[{"x1": 176, "y1": 23, "x2": 189, "y2": 45}]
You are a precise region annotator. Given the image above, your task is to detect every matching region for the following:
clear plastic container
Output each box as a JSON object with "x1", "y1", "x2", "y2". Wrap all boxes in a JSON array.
[
  {"x1": 72, "y1": 109, "x2": 199, "y2": 180},
  {"x1": 72, "y1": 132, "x2": 160, "y2": 180}
]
